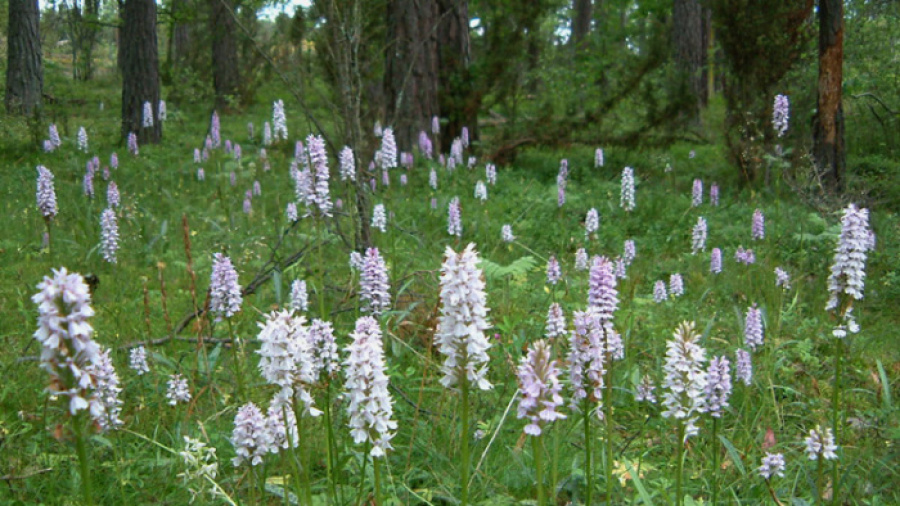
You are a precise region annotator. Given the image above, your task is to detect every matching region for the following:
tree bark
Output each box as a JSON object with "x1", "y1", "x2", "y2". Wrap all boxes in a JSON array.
[
  {"x1": 436, "y1": 0, "x2": 478, "y2": 149},
  {"x1": 171, "y1": 0, "x2": 192, "y2": 70},
  {"x1": 83, "y1": 0, "x2": 100, "y2": 80},
  {"x1": 812, "y1": 0, "x2": 845, "y2": 191},
  {"x1": 121, "y1": 0, "x2": 162, "y2": 143},
  {"x1": 5, "y1": 0, "x2": 43, "y2": 115},
  {"x1": 572, "y1": 0, "x2": 592, "y2": 51},
  {"x1": 117, "y1": 0, "x2": 126, "y2": 74},
  {"x1": 210, "y1": 0, "x2": 241, "y2": 108},
  {"x1": 384, "y1": 0, "x2": 440, "y2": 153},
  {"x1": 672, "y1": 0, "x2": 709, "y2": 118}
]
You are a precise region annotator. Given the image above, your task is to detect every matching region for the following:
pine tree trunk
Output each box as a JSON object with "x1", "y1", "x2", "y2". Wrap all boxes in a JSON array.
[
  {"x1": 673, "y1": 0, "x2": 709, "y2": 118},
  {"x1": 117, "y1": 0, "x2": 126, "y2": 74},
  {"x1": 437, "y1": 0, "x2": 478, "y2": 148},
  {"x1": 82, "y1": 0, "x2": 100, "y2": 80},
  {"x1": 121, "y1": 0, "x2": 162, "y2": 143},
  {"x1": 812, "y1": 0, "x2": 845, "y2": 192},
  {"x1": 170, "y1": 0, "x2": 193, "y2": 71},
  {"x1": 210, "y1": 0, "x2": 240, "y2": 108},
  {"x1": 5, "y1": 0, "x2": 43, "y2": 116},
  {"x1": 384, "y1": 0, "x2": 440, "y2": 153},
  {"x1": 572, "y1": 0, "x2": 592, "y2": 51}
]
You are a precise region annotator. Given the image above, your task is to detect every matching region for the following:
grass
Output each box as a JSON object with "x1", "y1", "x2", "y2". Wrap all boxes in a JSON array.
[{"x1": 0, "y1": 63, "x2": 899, "y2": 505}]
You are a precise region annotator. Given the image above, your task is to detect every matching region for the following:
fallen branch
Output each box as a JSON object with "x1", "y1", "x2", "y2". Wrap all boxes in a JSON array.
[
  {"x1": 1, "y1": 468, "x2": 53, "y2": 481},
  {"x1": 851, "y1": 92, "x2": 898, "y2": 116}
]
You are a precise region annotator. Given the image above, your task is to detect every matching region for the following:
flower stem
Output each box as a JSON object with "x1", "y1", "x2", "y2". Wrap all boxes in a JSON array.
[
  {"x1": 323, "y1": 383, "x2": 339, "y2": 505},
  {"x1": 227, "y1": 319, "x2": 244, "y2": 400},
  {"x1": 284, "y1": 403, "x2": 305, "y2": 505},
  {"x1": 831, "y1": 337, "x2": 844, "y2": 506},
  {"x1": 74, "y1": 415, "x2": 94, "y2": 506},
  {"x1": 551, "y1": 421, "x2": 559, "y2": 504},
  {"x1": 357, "y1": 442, "x2": 370, "y2": 506},
  {"x1": 711, "y1": 417, "x2": 719, "y2": 506},
  {"x1": 533, "y1": 436, "x2": 545, "y2": 506},
  {"x1": 373, "y1": 456, "x2": 383, "y2": 506},
  {"x1": 605, "y1": 359, "x2": 614, "y2": 504},
  {"x1": 816, "y1": 458, "x2": 824, "y2": 505},
  {"x1": 297, "y1": 410, "x2": 313, "y2": 506},
  {"x1": 584, "y1": 403, "x2": 593, "y2": 506},
  {"x1": 317, "y1": 225, "x2": 327, "y2": 318},
  {"x1": 461, "y1": 379, "x2": 471, "y2": 506},
  {"x1": 675, "y1": 422, "x2": 685, "y2": 506}
]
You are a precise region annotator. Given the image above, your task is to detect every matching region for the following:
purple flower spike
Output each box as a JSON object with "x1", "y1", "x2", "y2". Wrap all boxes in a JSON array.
[
  {"x1": 546, "y1": 256, "x2": 561, "y2": 285},
  {"x1": 692, "y1": 217, "x2": 707, "y2": 254},
  {"x1": 653, "y1": 280, "x2": 668, "y2": 303},
  {"x1": 372, "y1": 203, "x2": 387, "y2": 233},
  {"x1": 669, "y1": 273, "x2": 684, "y2": 298},
  {"x1": 545, "y1": 303, "x2": 566, "y2": 339},
  {"x1": 447, "y1": 197, "x2": 462, "y2": 237},
  {"x1": 710, "y1": 248, "x2": 722, "y2": 274},
  {"x1": 758, "y1": 453, "x2": 786, "y2": 480},
  {"x1": 621, "y1": 167, "x2": 635, "y2": 211},
  {"x1": 773, "y1": 94, "x2": 790, "y2": 138},
  {"x1": 231, "y1": 402, "x2": 268, "y2": 466},
  {"x1": 575, "y1": 248, "x2": 589, "y2": 271},
  {"x1": 209, "y1": 253, "x2": 242, "y2": 321},
  {"x1": 623, "y1": 240, "x2": 636, "y2": 266},
  {"x1": 662, "y1": 321, "x2": 707, "y2": 441},
  {"x1": 360, "y1": 248, "x2": 391, "y2": 315},
  {"x1": 585, "y1": 208, "x2": 599, "y2": 237},
  {"x1": 36, "y1": 166, "x2": 58, "y2": 220},
  {"x1": 735, "y1": 348, "x2": 752, "y2": 385},
  {"x1": 345, "y1": 316, "x2": 397, "y2": 457},
  {"x1": 435, "y1": 244, "x2": 493, "y2": 391},
  {"x1": 286, "y1": 202, "x2": 298, "y2": 222},
  {"x1": 804, "y1": 425, "x2": 838, "y2": 461},
  {"x1": 692, "y1": 179, "x2": 703, "y2": 207},
  {"x1": 744, "y1": 304, "x2": 764, "y2": 351},
  {"x1": 127, "y1": 132, "x2": 139, "y2": 155},
  {"x1": 517, "y1": 340, "x2": 566, "y2": 436},
  {"x1": 380, "y1": 128, "x2": 397, "y2": 170},
  {"x1": 752, "y1": 209, "x2": 765, "y2": 240},
  {"x1": 588, "y1": 256, "x2": 618, "y2": 322},
  {"x1": 704, "y1": 356, "x2": 732, "y2": 417},
  {"x1": 339, "y1": 146, "x2": 356, "y2": 182},
  {"x1": 100, "y1": 208, "x2": 119, "y2": 263},
  {"x1": 825, "y1": 204, "x2": 872, "y2": 312}
]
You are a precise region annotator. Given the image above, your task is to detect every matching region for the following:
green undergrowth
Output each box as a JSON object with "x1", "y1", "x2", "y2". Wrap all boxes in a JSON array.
[{"x1": 0, "y1": 69, "x2": 898, "y2": 505}]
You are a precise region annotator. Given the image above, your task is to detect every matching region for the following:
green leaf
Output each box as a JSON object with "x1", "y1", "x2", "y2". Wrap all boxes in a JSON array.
[
  {"x1": 479, "y1": 255, "x2": 537, "y2": 282},
  {"x1": 272, "y1": 269, "x2": 282, "y2": 305},
  {"x1": 877, "y1": 360, "x2": 893, "y2": 410},
  {"x1": 718, "y1": 435, "x2": 746, "y2": 476},
  {"x1": 624, "y1": 460, "x2": 655, "y2": 506}
]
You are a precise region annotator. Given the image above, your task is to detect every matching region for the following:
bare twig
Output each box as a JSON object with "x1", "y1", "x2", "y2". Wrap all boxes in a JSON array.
[
  {"x1": 1, "y1": 468, "x2": 54, "y2": 481},
  {"x1": 850, "y1": 92, "x2": 898, "y2": 115}
]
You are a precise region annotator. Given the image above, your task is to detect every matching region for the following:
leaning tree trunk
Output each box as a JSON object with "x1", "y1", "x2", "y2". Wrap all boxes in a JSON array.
[
  {"x1": 384, "y1": 0, "x2": 440, "y2": 153},
  {"x1": 5, "y1": 0, "x2": 43, "y2": 115},
  {"x1": 812, "y1": 0, "x2": 845, "y2": 192},
  {"x1": 121, "y1": 0, "x2": 162, "y2": 143},
  {"x1": 673, "y1": 0, "x2": 709, "y2": 120},
  {"x1": 437, "y1": 0, "x2": 478, "y2": 149},
  {"x1": 210, "y1": 0, "x2": 240, "y2": 109}
]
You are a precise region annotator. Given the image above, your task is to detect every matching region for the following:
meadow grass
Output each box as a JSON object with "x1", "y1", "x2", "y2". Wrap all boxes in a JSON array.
[{"x1": 1, "y1": 68, "x2": 899, "y2": 505}]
